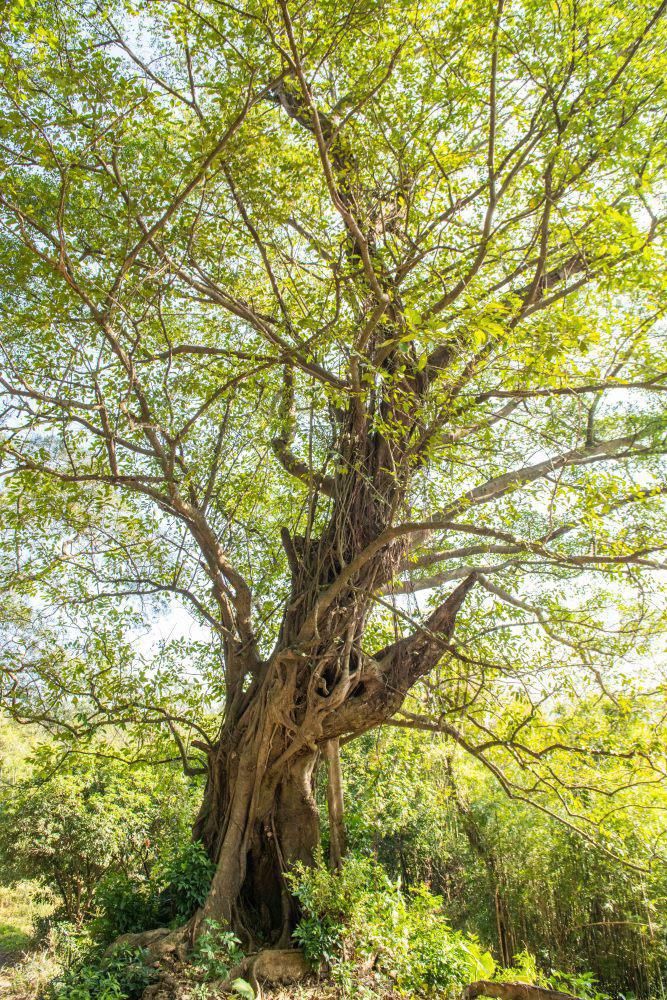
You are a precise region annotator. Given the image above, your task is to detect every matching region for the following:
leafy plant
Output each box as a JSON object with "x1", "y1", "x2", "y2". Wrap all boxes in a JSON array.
[
  {"x1": 289, "y1": 852, "x2": 496, "y2": 996},
  {"x1": 0, "y1": 744, "x2": 195, "y2": 926},
  {"x1": 230, "y1": 978, "x2": 255, "y2": 1000},
  {"x1": 192, "y1": 919, "x2": 244, "y2": 982},
  {"x1": 155, "y1": 841, "x2": 216, "y2": 925},
  {"x1": 494, "y1": 950, "x2": 541, "y2": 985},
  {"x1": 47, "y1": 946, "x2": 155, "y2": 1000},
  {"x1": 92, "y1": 873, "x2": 157, "y2": 943},
  {"x1": 293, "y1": 914, "x2": 343, "y2": 968},
  {"x1": 548, "y1": 970, "x2": 610, "y2": 1000}
]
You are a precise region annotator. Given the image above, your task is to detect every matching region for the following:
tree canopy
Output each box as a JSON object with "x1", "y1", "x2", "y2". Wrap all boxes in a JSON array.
[{"x1": 1, "y1": 0, "x2": 667, "y2": 938}]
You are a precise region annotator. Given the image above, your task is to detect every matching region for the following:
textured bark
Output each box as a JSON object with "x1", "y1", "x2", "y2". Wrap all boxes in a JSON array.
[
  {"x1": 193, "y1": 702, "x2": 320, "y2": 944},
  {"x1": 187, "y1": 545, "x2": 475, "y2": 943}
]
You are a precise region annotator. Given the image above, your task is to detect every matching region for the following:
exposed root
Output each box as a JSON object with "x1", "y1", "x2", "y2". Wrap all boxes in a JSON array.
[
  {"x1": 225, "y1": 948, "x2": 311, "y2": 999},
  {"x1": 107, "y1": 925, "x2": 190, "y2": 962},
  {"x1": 463, "y1": 981, "x2": 584, "y2": 1000}
]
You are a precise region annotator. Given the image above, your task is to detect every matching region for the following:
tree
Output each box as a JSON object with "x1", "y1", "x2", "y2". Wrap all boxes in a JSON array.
[
  {"x1": 1, "y1": 0, "x2": 667, "y2": 947},
  {"x1": 0, "y1": 729, "x2": 196, "y2": 924}
]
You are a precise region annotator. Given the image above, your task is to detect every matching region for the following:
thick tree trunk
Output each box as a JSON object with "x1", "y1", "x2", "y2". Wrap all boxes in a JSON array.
[
  {"x1": 183, "y1": 422, "x2": 476, "y2": 949},
  {"x1": 192, "y1": 686, "x2": 321, "y2": 945}
]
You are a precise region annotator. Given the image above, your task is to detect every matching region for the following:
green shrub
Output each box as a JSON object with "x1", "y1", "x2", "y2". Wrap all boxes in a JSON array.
[
  {"x1": 293, "y1": 914, "x2": 342, "y2": 968},
  {"x1": 46, "y1": 946, "x2": 155, "y2": 1000},
  {"x1": 288, "y1": 851, "x2": 495, "y2": 996},
  {"x1": 90, "y1": 841, "x2": 214, "y2": 942},
  {"x1": 389, "y1": 885, "x2": 491, "y2": 994},
  {"x1": 92, "y1": 873, "x2": 158, "y2": 943},
  {"x1": 0, "y1": 745, "x2": 196, "y2": 926},
  {"x1": 154, "y1": 840, "x2": 216, "y2": 925},
  {"x1": 192, "y1": 919, "x2": 244, "y2": 981},
  {"x1": 289, "y1": 850, "x2": 392, "y2": 961},
  {"x1": 37, "y1": 919, "x2": 95, "y2": 970},
  {"x1": 547, "y1": 969, "x2": 610, "y2": 1000}
]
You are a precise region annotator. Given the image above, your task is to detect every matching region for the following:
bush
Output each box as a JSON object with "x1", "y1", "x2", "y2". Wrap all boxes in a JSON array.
[
  {"x1": 0, "y1": 746, "x2": 197, "y2": 925},
  {"x1": 289, "y1": 852, "x2": 611, "y2": 998},
  {"x1": 191, "y1": 919, "x2": 244, "y2": 981},
  {"x1": 547, "y1": 970, "x2": 610, "y2": 1000},
  {"x1": 3, "y1": 948, "x2": 63, "y2": 1000},
  {"x1": 92, "y1": 873, "x2": 158, "y2": 943},
  {"x1": 90, "y1": 840, "x2": 215, "y2": 942},
  {"x1": 288, "y1": 851, "x2": 495, "y2": 997},
  {"x1": 154, "y1": 840, "x2": 216, "y2": 925},
  {"x1": 38, "y1": 919, "x2": 95, "y2": 969},
  {"x1": 390, "y1": 885, "x2": 493, "y2": 994},
  {"x1": 46, "y1": 945, "x2": 156, "y2": 1000}
]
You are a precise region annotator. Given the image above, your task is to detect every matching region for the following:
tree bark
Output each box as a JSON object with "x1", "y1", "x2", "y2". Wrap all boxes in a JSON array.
[
  {"x1": 185, "y1": 571, "x2": 476, "y2": 945},
  {"x1": 194, "y1": 726, "x2": 320, "y2": 945},
  {"x1": 181, "y1": 362, "x2": 478, "y2": 947}
]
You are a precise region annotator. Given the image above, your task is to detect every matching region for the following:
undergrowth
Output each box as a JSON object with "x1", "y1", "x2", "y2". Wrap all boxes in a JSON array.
[{"x1": 288, "y1": 851, "x2": 612, "y2": 1000}]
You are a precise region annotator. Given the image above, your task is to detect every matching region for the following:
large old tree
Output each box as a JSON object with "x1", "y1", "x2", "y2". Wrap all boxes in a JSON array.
[{"x1": 1, "y1": 0, "x2": 667, "y2": 946}]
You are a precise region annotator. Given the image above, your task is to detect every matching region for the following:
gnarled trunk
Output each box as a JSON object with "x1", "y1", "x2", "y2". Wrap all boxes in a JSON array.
[
  {"x1": 192, "y1": 680, "x2": 321, "y2": 945},
  {"x1": 185, "y1": 409, "x2": 477, "y2": 946}
]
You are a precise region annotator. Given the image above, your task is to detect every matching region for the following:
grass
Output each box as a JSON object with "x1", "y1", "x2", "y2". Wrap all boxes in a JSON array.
[
  {"x1": 0, "y1": 921, "x2": 32, "y2": 954},
  {"x1": 0, "y1": 882, "x2": 55, "y2": 958},
  {"x1": 0, "y1": 884, "x2": 59, "y2": 999}
]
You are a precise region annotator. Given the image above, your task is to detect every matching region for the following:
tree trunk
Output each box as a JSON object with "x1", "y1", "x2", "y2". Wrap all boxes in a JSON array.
[
  {"x1": 184, "y1": 456, "x2": 476, "y2": 947},
  {"x1": 192, "y1": 680, "x2": 321, "y2": 945}
]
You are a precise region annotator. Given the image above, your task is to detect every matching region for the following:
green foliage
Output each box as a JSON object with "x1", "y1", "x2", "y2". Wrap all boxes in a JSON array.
[
  {"x1": 293, "y1": 914, "x2": 343, "y2": 969},
  {"x1": 1, "y1": 0, "x2": 667, "y2": 985},
  {"x1": 192, "y1": 920, "x2": 244, "y2": 981},
  {"x1": 0, "y1": 881, "x2": 55, "y2": 955},
  {"x1": 547, "y1": 970, "x2": 610, "y2": 1000},
  {"x1": 230, "y1": 978, "x2": 256, "y2": 1000},
  {"x1": 289, "y1": 851, "x2": 496, "y2": 996},
  {"x1": 391, "y1": 887, "x2": 492, "y2": 994},
  {"x1": 289, "y1": 851, "x2": 615, "y2": 998},
  {"x1": 493, "y1": 951, "x2": 540, "y2": 985},
  {"x1": 0, "y1": 13, "x2": 666, "y2": 1000},
  {"x1": 155, "y1": 841, "x2": 216, "y2": 926},
  {"x1": 90, "y1": 840, "x2": 215, "y2": 943},
  {"x1": 289, "y1": 850, "x2": 394, "y2": 967},
  {"x1": 0, "y1": 731, "x2": 199, "y2": 927},
  {"x1": 37, "y1": 920, "x2": 96, "y2": 972},
  {"x1": 91, "y1": 873, "x2": 158, "y2": 943},
  {"x1": 46, "y1": 946, "x2": 156, "y2": 1000},
  {"x1": 342, "y1": 726, "x2": 667, "y2": 997}
]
